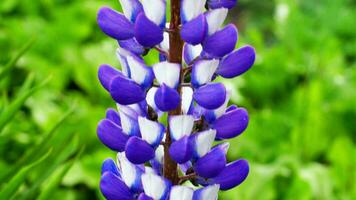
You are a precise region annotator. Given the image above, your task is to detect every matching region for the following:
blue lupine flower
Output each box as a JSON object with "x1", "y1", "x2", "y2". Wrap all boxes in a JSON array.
[{"x1": 96, "y1": 0, "x2": 255, "y2": 199}]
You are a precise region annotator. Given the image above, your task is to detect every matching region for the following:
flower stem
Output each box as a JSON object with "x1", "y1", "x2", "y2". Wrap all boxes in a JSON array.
[{"x1": 163, "y1": 0, "x2": 184, "y2": 185}]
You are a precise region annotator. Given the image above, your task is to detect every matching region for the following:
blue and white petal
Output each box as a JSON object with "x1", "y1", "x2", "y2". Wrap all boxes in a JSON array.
[
  {"x1": 135, "y1": 13, "x2": 164, "y2": 47},
  {"x1": 141, "y1": 0, "x2": 166, "y2": 28},
  {"x1": 126, "y1": 55, "x2": 154, "y2": 89},
  {"x1": 154, "y1": 84, "x2": 181, "y2": 111},
  {"x1": 169, "y1": 136, "x2": 193, "y2": 164},
  {"x1": 97, "y1": 119, "x2": 129, "y2": 152},
  {"x1": 170, "y1": 186, "x2": 194, "y2": 200},
  {"x1": 97, "y1": 7, "x2": 134, "y2": 40},
  {"x1": 216, "y1": 45, "x2": 256, "y2": 78},
  {"x1": 138, "y1": 193, "x2": 153, "y2": 200},
  {"x1": 118, "y1": 38, "x2": 146, "y2": 56},
  {"x1": 117, "y1": 153, "x2": 144, "y2": 192},
  {"x1": 192, "y1": 129, "x2": 216, "y2": 159},
  {"x1": 192, "y1": 184, "x2": 219, "y2": 200},
  {"x1": 106, "y1": 108, "x2": 121, "y2": 126},
  {"x1": 183, "y1": 44, "x2": 202, "y2": 65},
  {"x1": 153, "y1": 62, "x2": 181, "y2": 88},
  {"x1": 100, "y1": 172, "x2": 134, "y2": 200},
  {"x1": 169, "y1": 115, "x2": 195, "y2": 141},
  {"x1": 191, "y1": 59, "x2": 219, "y2": 88},
  {"x1": 138, "y1": 116, "x2": 165, "y2": 147},
  {"x1": 193, "y1": 83, "x2": 226, "y2": 109},
  {"x1": 203, "y1": 90, "x2": 231, "y2": 123},
  {"x1": 181, "y1": 14, "x2": 207, "y2": 45},
  {"x1": 125, "y1": 136, "x2": 155, "y2": 164},
  {"x1": 181, "y1": 86, "x2": 194, "y2": 114},
  {"x1": 202, "y1": 24, "x2": 238, "y2": 58},
  {"x1": 119, "y1": 0, "x2": 143, "y2": 22},
  {"x1": 118, "y1": 106, "x2": 140, "y2": 136},
  {"x1": 212, "y1": 107, "x2": 249, "y2": 139},
  {"x1": 205, "y1": 8, "x2": 228, "y2": 36},
  {"x1": 101, "y1": 158, "x2": 120, "y2": 176},
  {"x1": 194, "y1": 143, "x2": 229, "y2": 178},
  {"x1": 116, "y1": 47, "x2": 136, "y2": 77},
  {"x1": 142, "y1": 173, "x2": 171, "y2": 200},
  {"x1": 150, "y1": 145, "x2": 164, "y2": 174},
  {"x1": 211, "y1": 159, "x2": 249, "y2": 190},
  {"x1": 146, "y1": 87, "x2": 159, "y2": 112},
  {"x1": 181, "y1": 0, "x2": 207, "y2": 23},
  {"x1": 207, "y1": 0, "x2": 237, "y2": 9},
  {"x1": 159, "y1": 31, "x2": 170, "y2": 52}
]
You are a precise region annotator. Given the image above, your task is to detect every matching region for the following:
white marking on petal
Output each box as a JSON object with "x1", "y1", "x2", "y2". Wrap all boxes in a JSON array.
[
  {"x1": 181, "y1": 86, "x2": 193, "y2": 114},
  {"x1": 118, "y1": 106, "x2": 138, "y2": 135},
  {"x1": 153, "y1": 61, "x2": 181, "y2": 88},
  {"x1": 182, "y1": 0, "x2": 206, "y2": 22},
  {"x1": 198, "y1": 184, "x2": 220, "y2": 200},
  {"x1": 211, "y1": 89, "x2": 231, "y2": 119},
  {"x1": 138, "y1": 116, "x2": 164, "y2": 145},
  {"x1": 155, "y1": 145, "x2": 164, "y2": 164},
  {"x1": 169, "y1": 115, "x2": 194, "y2": 141},
  {"x1": 195, "y1": 129, "x2": 216, "y2": 157},
  {"x1": 184, "y1": 44, "x2": 202, "y2": 64},
  {"x1": 159, "y1": 31, "x2": 170, "y2": 52},
  {"x1": 193, "y1": 59, "x2": 219, "y2": 86},
  {"x1": 206, "y1": 8, "x2": 228, "y2": 35},
  {"x1": 142, "y1": 0, "x2": 166, "y2": 26},
  {"x1": 116, "y1": 48, "x2": 131, "y2": 77},
  {"x1": 142, "y1": 173, "x2": 167, "y2": 199},
  {"x1": 126, "y1": 56, "x2": 148, "y2": 85},
  {"x1": 170, "y1": 186, "x2": 194, "y2": 200},
  {"x1": 119, "y1": 0, "x2": 134, "y2": 20},
  {"x1": 117, "y1": 153, "x2": 137, "y2": 188},
  {"x1": 146, "y1": 87, "x2": 158, "y2": 111}
]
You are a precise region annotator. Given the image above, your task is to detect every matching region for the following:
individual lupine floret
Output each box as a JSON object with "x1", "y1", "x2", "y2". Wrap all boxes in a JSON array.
[{"x1": 96, "y1": 0, "x2": 256, "y2": 199}]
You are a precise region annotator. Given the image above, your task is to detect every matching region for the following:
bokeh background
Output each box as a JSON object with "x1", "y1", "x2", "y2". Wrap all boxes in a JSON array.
[{"x1": 0, "y1": 0, "x2": 355, "y2": 199}]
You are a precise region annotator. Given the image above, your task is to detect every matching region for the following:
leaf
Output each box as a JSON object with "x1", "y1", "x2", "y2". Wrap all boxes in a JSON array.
[
  {"x1": 0, "y1": 75, "x2": 51, "y2": 133},
  {"x1": 0, "y1": 37, "x2": 36, "y2": 80},
  {"x1": 0, "y1": 149, "x2": 52, "y2": 199}
]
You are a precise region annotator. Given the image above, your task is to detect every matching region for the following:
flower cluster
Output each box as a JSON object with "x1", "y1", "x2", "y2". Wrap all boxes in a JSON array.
[{"x1": 96, "y1": 0, "x2": 256, "y2": 199}]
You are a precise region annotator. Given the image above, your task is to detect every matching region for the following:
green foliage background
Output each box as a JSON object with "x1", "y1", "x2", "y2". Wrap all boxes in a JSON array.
[{"x1": 0, "y1": 0, "x2": 355, "y2": 199}]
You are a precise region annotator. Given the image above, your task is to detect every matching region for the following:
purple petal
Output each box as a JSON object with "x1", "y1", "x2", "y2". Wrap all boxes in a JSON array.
[
  {"x1": 202, "y1": 24, "x2": 238, "y2": 58},
  {"x1": 193, "y1": 184, "x2": 219, "y2": 200},
  {"x1": 101, "y1": 158, "x2": 120, "y2": 177},
  {"x1": 216, "y1": 45, "x2": 256, "y2": 78},
  {"x1": 97, "y1": 7, "x2": 134, "y2": 40},
  {"x1": 226, "y1": 104, "x2": 238, "y2": 112},
  {"x1": 193, "y1": 83, "x2": 226, "y2": 109},
  {"x1": 100, "y1": 172, "x2": 134, "y2": 200},
  {"x1": 212, "y1": 107, "x2": 249, "y2": 139},
  {"x1": 106, "y1": 108, "x2": 121, "y2": 126},
  {"x1": 207, "y1": 0, "x2": 237, "y2": 9},
  {"x1": 191, "y1": 59, "x2": 219, "y2": 88},
  {"x1": 169, "y1": 136, "x2": 193, "y2": 164},
  {"x1": 98, "y1": 64, "x2": 124, "y2": 91},
  {"x1": 119, "y1": 0, "x2": 144, "y2": 22},
  {"x1": 194, "y1": 143, "x2": 229, "y2": 178},
  {"x1": 118, "y1": 38, "x2": 146, "y2": 55},
  {"x1": 138, "y1": 193, "x2": 153, "y2": 200},
  {"x1": 135, "y1": 13, "x2": 164, "y2": 47},
  {"x1": 154, "y1": 84, "x2": 181, "y2": 112},
  {"x1": 125, "y1": 136, "x2": 155, "y2": 164},
  {"x1": 181, "y1": 14, "x2": 207, "y2": 45},
  {"x1": 110, "y1": 75, "x2": 145, "y2": 105},
  {"x1": 97, "y1": 119, "x2": 129, "y2": 152},
  {"x1": 212, "y1": 159, "x2": 249, "y2": 190}
]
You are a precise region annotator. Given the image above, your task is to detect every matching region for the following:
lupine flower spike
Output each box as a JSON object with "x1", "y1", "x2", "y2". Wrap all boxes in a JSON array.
[{"x1": 97, "y1": 0, "x2": 255, "y2": 199}]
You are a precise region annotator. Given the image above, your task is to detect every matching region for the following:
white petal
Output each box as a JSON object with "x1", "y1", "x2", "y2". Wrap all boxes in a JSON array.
[
  {"x1": 182, "y1": 0, "x2": 207, "y2": 22},
  {"x1": 159, "y1": 31, "x2": 170, "y2": 52},
  {"x1": 181, "y1": 86, "x2": 193, "y2": 114},
  {"x1": 192, "y1": 59, "x2": 219, "y2": 87},
  {"x1": 146, "y1": 87, "x2": 158, "y2": 110},
  {"x1": 144, "y1": 166, "x2": 156, "y2": 174},
  {"x1": 118, "y1": 106, "x2": 138, "y2": 135},
  {"x1": 118, "y1": 0, "x2": 142, "y2": 21},
  {"x1": 155, "y1": 145, "x2": 164, "y2": 164},
  {"x1": 142, "y1": 0, "x2": 166, "y2": 26},
  {"x1": 170, "y1": 186, "x2": 194, "y2": 200},
  {"x1": 117, "y1": 153, "x2": 138, "y2": 188},
  {"x1": 138, "y1": 116, "x2": 164, "y2": 146},
  {"x1": 183, "y1": 44, "x2": 202, "y2": 65},
  {"x1": 142, "y1": 173, "x2": 168, "y2": 199},
  {"x1": 195, "y1": 129, "x2": 216, "y2": 158},
  {"x1": 206, "y1": 8, "x2": 228, "y2": 35},
  {"x1": 153, "y1": 61, "x2": 181, "y2": 88},
  {"x1": 194, "y1": 184, "x2": 220, "y2": 200},
  {"x1": 169, "y1": 115, "x2": 194, "y2": 141},
  {"x1": 126, "y1": 55, "x2": 151, "y2": 86},
  {"x1": 116, "y1": 48, "x2": 131, "y2": 77}
]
